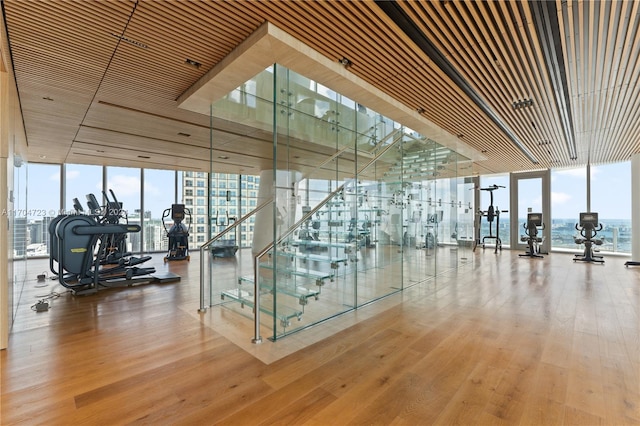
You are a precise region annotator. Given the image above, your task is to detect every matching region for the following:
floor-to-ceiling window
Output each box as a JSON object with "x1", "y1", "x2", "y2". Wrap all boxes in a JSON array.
[
  {"x1": 479, "y1": 174, "x2": 510, "y2": 248},
  {"x1": 143, "y1": 169, "x2": 175, "y2": 253},
  {"x1": 591, "y1": 161, "x2": 631, "y2": 253},
  {"x1": 65, "y1": 164, "x2": 103, "y2": 215},
  {"x1": 105, "y1": 166, "x2": 141, "y2": 253},
  {"x1": 550, "y1": 166, "x2": 587, "y2": 250}
]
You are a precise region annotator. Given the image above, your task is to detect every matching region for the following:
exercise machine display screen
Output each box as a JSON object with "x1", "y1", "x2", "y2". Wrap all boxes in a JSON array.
[
  {"x1": 527, "y1": 213, "x2": 542, "y2": 227},
  {"x1": 579, "y1": 212, "x2": 599, "y2": 227}
]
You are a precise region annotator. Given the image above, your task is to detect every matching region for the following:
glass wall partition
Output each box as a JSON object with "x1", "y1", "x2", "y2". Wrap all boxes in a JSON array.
[
  {"x1": 202, "y1": 64, "x2": 469, "y2": 341},
  {"x1": 11, "y1": 159, "x2": 27, "y2": 324},
  {"x1": 238, "y1": 174, "x2": 259, "y2": 247},
  {"x1": 456, "y1": 173, "x2": 475, "y2": 264},
  {"x1": 209, "y1": 173, "x2": 239, "y2": 247},
  {"x1": 25, "y1": 163, "x2": 61, "y2": 257}
]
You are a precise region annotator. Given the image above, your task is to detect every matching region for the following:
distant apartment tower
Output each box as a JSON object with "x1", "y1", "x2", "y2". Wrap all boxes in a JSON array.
[
  {"x1": 182, "y1": 172, "x2": 259, "y2": 249},
  {"x1": 13, "y1": 217, "x2": 28, "y2": 257}
]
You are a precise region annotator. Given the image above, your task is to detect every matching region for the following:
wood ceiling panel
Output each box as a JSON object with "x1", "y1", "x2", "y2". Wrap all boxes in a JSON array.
[
  {"x1": 4, "y1": 0, "x2": 640, "y2": 177},
  {"x1": 399, "y1": 1, "x2": 571, "y2": 169},
  {"x1": 560, "y1": 0, "x2": 640, "y2": 164}
]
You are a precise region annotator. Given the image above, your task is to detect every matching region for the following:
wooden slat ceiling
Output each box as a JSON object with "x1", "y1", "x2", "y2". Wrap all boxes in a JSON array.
[{"x1": 3, "y1": 0, "x2": 640, "y2": 176}]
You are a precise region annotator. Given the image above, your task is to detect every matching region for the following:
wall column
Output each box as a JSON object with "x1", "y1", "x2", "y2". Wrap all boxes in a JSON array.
[
  {"x1": 252, "y1": 169, "x2": 302, "y2": 255},
  {"x1": 0, "y1": 49, "x2": 10, "y2": 350},
  {"x1": 631, "y1": 154, "x2": 640, "y2": 262}
]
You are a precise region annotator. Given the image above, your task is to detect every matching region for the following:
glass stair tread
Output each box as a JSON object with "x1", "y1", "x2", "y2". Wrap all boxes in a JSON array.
[
  {"x1": 300, "y1": 230, "x2": 370, "y2": 237},
  {"x1": 259, "y1": 264, "x2": 334, "y2": 281},
  {"x1": 275, "y1": 251, "x2": 348, "y2": 266},
  {"x1": 220, "y1": 288, "x2": 303, "y2": 322},
  {"x1": 292, "y1": 239, "x2": 357, "y2": 249},
  {"x1": 237, "y1": 276, "x2": 321, "y2": 301}
]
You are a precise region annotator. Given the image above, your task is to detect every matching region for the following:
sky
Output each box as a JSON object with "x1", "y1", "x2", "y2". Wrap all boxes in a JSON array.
[
  {"x1": 19, "y1": 164, "x2": 175, "y2": 221},
  {"x1": 478, "y1": 161, "x2": 632, "y2": 221}
]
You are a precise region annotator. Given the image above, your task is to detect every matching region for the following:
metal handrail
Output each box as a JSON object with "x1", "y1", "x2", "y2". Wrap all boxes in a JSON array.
[
  {"x1": 198, "y1": 198, "x2": 271, "y2": 312},
  {"x1": 252, "y1": 182, "x2": 349, "y2": 262},
  {"x1": 250, "y1": 131, "x2": 405, "y2": 343}
]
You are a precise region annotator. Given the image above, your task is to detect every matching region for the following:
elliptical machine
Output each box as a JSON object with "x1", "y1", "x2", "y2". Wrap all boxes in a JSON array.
[
  {"x1": 474, "y1": 184, "x2": 508, "y2": 253},
  {"x1": 573, "y1": 212, "x2": 604, "y2": 263},
  {"x1": 519, "y1": 213, "x2": 545, "y2": 258},
  {"x1": 49, "y1": 190, "x2": 158, "y2": 295},
  {"x1": 162, "y1": 204, "x2": 191, "y2": 262}
]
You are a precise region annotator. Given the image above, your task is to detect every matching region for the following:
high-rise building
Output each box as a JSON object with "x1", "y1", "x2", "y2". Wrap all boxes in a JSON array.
[{"x1": 182, "y1": 172, "x2": 259, "y2": 249}]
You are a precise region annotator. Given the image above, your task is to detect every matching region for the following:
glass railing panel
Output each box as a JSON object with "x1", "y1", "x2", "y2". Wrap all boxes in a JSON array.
[
  {"x1": 203, "y1": 247, "x2": 257, "y2": 312},
  {"x1": 257, "y1": 184, "x2": 359, "y2": 340}
]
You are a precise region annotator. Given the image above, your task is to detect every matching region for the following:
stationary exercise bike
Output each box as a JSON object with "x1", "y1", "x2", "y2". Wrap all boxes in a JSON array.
[
  {"x1": 573, "y1": 212, "x2": 604, "y2": 263},
  {"x1": 474, "y1": 184, "x2": 508, "y2": 253},
  {"x1": 519, "y1": 213, "x2": 545, "y2": 258}
]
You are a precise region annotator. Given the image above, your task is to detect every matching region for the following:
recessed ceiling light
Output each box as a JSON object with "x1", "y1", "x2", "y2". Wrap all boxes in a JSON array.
[
  {"x1": 111, "y1": 33, "x2": 148, "y2": 49},
  {"x1": 512, "y1": 98, "x2": 534, "y2": 110},
  {"x1": 218, "y1": 155, "x2": 229, "y2": 160},
  {"x1": 185, "y1": 58, "x2": 201, "y2": 68},
  {"x1": 42, "y1": 96, "x2": 53, "y2": 101},
  {"x1": 338, "y1": 57, "x2": 352, "y2": 68},
  {"x1": 177, "y1": 132, "x2": 191, "y2": 137},
  {"x1": 39, "y1": 155, "x2": 46, "y2": 159}
]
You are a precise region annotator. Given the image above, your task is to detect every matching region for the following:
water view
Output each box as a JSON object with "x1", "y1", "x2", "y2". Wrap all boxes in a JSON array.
[{"x1": 479, "y1": 218, "x2": 631, "y2": 253}]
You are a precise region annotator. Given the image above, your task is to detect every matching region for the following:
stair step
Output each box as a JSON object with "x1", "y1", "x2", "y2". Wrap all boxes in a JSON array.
[
  {"x1": 275, "y1": 251, "x2": 348, "y2": 268},
  {"x1": 238, "y1": 276, "x2": 321, "y2": 303},
  {"x1": 292, "y1": 239, "x2": 359, "y2": 252},
  {"x1": 220, "y1": 288, "x2": 303, "y2": 328},
  {"x1": 259, "y1": 264, "x2": 334, "y2": 285}
]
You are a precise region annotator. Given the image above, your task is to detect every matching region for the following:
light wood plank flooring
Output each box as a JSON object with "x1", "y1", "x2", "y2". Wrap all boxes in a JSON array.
[{"x1": 1, "y1": 248, "x2": 639, "y2": 425}]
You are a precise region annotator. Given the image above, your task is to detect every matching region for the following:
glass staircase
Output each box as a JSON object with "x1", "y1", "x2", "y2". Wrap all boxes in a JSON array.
[{"x1": 199, "y1": 64, "x2": 474, "y2": 341}]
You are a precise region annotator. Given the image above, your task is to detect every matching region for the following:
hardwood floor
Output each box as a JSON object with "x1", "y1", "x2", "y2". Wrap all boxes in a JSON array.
[{"x1": 2, "y1": 248, "x2": 639, "y2": 425}]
